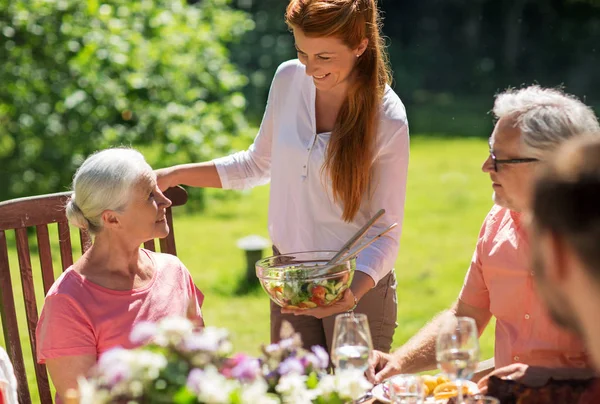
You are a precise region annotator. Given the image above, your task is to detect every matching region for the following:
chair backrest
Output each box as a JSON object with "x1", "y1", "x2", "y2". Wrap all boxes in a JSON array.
[{"x1": 0, "y1": 186, "x2": 188, "y2": 404}]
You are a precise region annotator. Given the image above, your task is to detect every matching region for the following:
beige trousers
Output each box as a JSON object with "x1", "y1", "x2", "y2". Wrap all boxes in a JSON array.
[{"x1": 270, "y1": 269, "x2": 398, "y2": 354}]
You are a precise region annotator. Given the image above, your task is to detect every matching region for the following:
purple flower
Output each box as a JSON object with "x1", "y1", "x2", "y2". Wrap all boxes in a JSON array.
[
  {"x1": 231, "y1": 356, "x2": 261, "y2": 382},
  {"x1": 97, "y1": 348, "x2": 132, "y2": 387},
  {"x1": 279, "y1": 338, "x2": 295, "y2": 351},
  {"x1": 311, "y1": 346, "x2": 330, "y2": 369},
  {"x1": 100, "y1": 361, "x2": 130, "y2": 387},
  {"x1": 300, "y1": 354, "x2": 318, "y2": 370},
  {"x1": 186, "y1": 368, "x2": 204, "y2": 395},
  {"x1": 278, "y1": 357, "x2": 304, "y2": 375}
]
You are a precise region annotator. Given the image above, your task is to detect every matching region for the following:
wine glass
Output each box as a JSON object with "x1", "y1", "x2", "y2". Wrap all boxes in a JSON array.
[
  {"x1": 330, "y1": 312, "x2": 372, "y2": 373},
  {"x1": 386, "y1": 374, "x2": 425, "y2": 404},
  {"x1": 436, "y1": 316, "x2": 480, "y2": 404}
]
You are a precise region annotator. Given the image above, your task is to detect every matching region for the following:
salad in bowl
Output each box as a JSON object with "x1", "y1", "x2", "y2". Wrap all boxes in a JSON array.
[{"x1": 255, "y1": 250, "x2": 355, "y2": 309}]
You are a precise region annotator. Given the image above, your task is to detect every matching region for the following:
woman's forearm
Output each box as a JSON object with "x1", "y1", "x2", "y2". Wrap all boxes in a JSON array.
[
  {"x1": 157, "y1": 162, "x2": 222, "y2": 189},
  {"x1": 351, "y1": 271, "x2": 376, "y2": 301}
]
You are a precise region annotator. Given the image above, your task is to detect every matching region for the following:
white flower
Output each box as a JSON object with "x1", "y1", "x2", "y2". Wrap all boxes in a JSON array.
[
  {"x1": 134, "y1": 350, "x2": 168, "y2": 380},
  {"x1": 314, "y1": 374, "x2": 337, "y2": 397},
  {"x1": 96, "y1": 347, "x2": 133, "y2": 387},
  {"x1": 154, "y1": 316, "x2": 194, "y2": 346},
  {"x1": 265, "y1": 343, "x2": 280, "y2": 354},
  {"x1": 183, "y1": 327, "x2": 231, "y2": 353},
  {"x1": 78, "y1": 377, "x2": 108, "y2": 404},
  {"x1": 240, "y1": 378, "x2": 280, "y2": 404},
  {"x1": 330, "y1": 369, "x2": 373, "y2": 400},
  {"x1": 275, "y1": 373, "x2": 306, "y2": 395},
  {"x1": 275, "y1": 374, "x2": 315, "y2": 404},
  {"x1": 188, "y1": 365, "x2": 238, "y2": 403},
  {"x1": 218, "y1": 340, "x2": 233, "y2": 355},
  {"x1": 96, "y1": 347, "x2": 127, "y2": 373},
  {"x1": 129, "y1": 321, "x2": 158, "y2": 345},
  {"x1": 95, "y1": 347, "x2": 167, "y2": 398}
]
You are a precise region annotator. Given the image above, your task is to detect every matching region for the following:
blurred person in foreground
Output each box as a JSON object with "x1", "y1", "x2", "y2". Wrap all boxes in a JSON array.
[
  {"x1": 36, "y1": 148, "x2": 205, "y2": 403},
  {"x1": 478, "y1": 135, "x2": 600, "y2": 399},
  {"x1": 367, "y1": 86, "x2": 600, "y2": 384},
  {"x1": 157, "y1": 0, "x2": 409, "y2": 354},
  {"x1": 0, "y1": 347, "x2": 18, "y2": 404}
]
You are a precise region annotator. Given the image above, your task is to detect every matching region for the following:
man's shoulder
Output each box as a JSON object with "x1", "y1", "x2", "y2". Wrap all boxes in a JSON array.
[
  {"x1": 483, "y1": 205, "x2": 513, "y2": 228},
  {"x1": 477, "y1": 205, "x2": 518, "y2": 246}
]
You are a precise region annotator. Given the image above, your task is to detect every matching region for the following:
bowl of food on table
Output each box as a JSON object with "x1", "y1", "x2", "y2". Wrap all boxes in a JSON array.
[
  {"x1": 372, "y1": 374, "x2": 479, "y2": 403},
  {"x1": 256, "y1": 251, "x2": 355, "y2": 309}
]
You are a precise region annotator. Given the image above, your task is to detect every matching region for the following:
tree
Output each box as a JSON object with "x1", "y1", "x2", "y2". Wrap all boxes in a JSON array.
[
  {"x1": 0, "y1": 0, "x2": 254, "y2": 200},
  {"x1": 229, "y1": 0, "x2": 600, "y2": 135}
]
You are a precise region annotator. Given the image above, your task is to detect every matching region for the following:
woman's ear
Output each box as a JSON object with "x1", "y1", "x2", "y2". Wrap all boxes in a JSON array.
[
  {"x1": 356, "y1": 38, "x2": 369, "y2": 57},
  {"x1": 101, "y1": 210, "x2": 120, "y2": 229}
]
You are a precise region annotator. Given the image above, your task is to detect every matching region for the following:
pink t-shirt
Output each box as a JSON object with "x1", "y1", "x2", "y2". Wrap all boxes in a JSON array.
[
  {"x1": 459, "y1": 205, "x2": 588, "y2": 369},
  {"x1": 36, "y1": 249, "x2": 204, "y2": 363}
]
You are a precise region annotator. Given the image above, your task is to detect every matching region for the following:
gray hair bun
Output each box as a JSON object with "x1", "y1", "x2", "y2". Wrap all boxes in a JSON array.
[{"x1": 65, "y1": 196, "x2": 90, "y2": 231}]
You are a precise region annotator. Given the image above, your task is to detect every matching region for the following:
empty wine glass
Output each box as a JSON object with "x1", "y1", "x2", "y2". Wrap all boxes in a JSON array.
[
  {"x1": 386, "y1": 374, "x2": 425, "y2": 404},
  {"x1": 330, "y1": 312, "x2": 372, "y2": 373},
  {"x1": 436, "y1": 316, "x2": 480, "y2": 404}
]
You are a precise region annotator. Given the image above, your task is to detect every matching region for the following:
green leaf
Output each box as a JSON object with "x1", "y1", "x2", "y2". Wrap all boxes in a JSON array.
[
  {"x1": 172, "y1": 387, "x2": 197, "y2": 404},
  {"x1": 306, "y1": 372, "x2": 319, "y2": 390},
  {"x1": 87, "y1": 0, "x2": 98, "y2": 15}
]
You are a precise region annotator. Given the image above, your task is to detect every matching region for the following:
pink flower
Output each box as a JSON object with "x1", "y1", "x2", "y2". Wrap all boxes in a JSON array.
[
  {"x1": 221, "y1": 354, "x2": 261, "y2": 382},
  {"x1": 232, "y1": 357, "x2": 261, "y2": 382}
]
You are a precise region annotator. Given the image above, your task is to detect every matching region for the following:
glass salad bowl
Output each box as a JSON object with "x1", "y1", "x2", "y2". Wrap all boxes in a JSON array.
[{"x1": 256, "y1": 251, "x2": 355, "y2": 310}]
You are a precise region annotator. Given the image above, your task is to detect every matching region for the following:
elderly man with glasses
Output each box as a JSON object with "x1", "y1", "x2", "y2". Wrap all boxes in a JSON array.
[{"x1": 367, "y1": 85, "x2": 600, "y2": 385}]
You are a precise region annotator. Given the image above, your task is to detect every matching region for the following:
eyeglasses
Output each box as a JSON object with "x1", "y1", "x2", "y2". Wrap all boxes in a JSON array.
[{"x1": 488, "y1": 142, "x2": 539, "y2": 172}]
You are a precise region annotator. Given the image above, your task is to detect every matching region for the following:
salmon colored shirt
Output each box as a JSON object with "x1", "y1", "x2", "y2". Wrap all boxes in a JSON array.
[
  {"x1": 36, "y1": 249, "x2": 204, "y2": 364},
  {"x1": 459, "y1": 205, "x2": 588, "y2": 369}
]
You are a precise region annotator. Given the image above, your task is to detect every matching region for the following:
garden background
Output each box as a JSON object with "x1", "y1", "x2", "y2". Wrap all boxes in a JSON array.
[{"x1": 1, "y1": 0, "x2": 599, "y2": 401}]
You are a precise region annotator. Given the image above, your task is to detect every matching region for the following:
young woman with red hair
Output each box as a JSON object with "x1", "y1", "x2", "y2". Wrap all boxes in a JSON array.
[{"x1": 157, "y1": 0, "x2": 409, "y2": 354}]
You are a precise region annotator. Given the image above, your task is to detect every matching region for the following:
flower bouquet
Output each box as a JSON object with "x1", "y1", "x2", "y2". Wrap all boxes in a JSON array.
[{"x1": 79, "y1": 317, "x2": 372, "y2": 404}]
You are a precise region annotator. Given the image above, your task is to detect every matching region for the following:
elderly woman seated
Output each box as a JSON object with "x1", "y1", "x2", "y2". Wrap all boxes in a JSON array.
[{"x1": 35, "y1": 148, "x2": 204, "y2": 402}]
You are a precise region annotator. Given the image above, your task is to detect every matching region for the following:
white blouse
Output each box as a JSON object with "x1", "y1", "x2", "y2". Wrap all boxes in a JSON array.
[{"x1": 213, "y1": 60, "x2": 409, "y2": 285}]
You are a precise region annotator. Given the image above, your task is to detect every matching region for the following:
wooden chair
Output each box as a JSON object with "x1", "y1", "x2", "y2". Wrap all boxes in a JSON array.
[{"x1": 0, "y1": 186, "x2": 188, "y2": 404}]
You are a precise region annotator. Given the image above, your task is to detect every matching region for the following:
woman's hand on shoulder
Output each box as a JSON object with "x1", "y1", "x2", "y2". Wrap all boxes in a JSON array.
[{"x1": 155, "y1": 167, "x2": 176, "y2": 191}]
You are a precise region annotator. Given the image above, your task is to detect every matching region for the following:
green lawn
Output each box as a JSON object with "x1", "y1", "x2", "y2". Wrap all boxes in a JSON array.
[{"x1": 0, "y1": 135, "x2": 496, "y2": 402}]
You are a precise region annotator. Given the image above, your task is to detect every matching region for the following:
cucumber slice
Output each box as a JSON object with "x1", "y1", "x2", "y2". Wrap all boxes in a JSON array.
[{"x1": 325, "y1": 293, "x2": 337, "y2": 302}]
